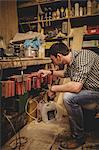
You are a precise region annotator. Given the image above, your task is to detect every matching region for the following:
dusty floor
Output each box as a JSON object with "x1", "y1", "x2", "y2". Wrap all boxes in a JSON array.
[{"x1": 2, "y1": 116, "x2": 99, "y2": 150}]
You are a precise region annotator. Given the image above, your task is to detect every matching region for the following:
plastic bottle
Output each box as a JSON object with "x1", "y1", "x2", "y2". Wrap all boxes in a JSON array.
[
  {"x1": 38, "y1": 44, "x2": 45, "y2": 58},
  {"x1": 83, "y1": 7, "x2": 87, "y2": 15},
  {"x1": 87, "y1": 0, "x2": 92, "y2": 15},
  {"x1": 60, "y1": 7, "x2": 64, "y2": 18},
  {"x1": 56, "y1": 9, "x2": 60, "y2": 19},
  {"x1": 65, "y1": 8, "x2": 68, "y2": 17},
  {"x1": 71, "y1": 7, "x2": 75, "y2": 16},
  {"x1": 92, "y1": 0, "x2": 97, "y2": 14},
  {"x1": 41, "y1": 101, "x2": 57, "y2": 123},
  {"x1": 80, "y1": 7, "x2": 83, "y2": 16},
  {"x1": 75, "y1": 3, "x2": 79, "y2": 16}
]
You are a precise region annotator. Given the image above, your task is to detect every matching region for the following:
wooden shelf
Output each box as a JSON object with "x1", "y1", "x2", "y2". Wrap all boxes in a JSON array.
[
  {"x1": 19, "y1": 17, "x2": 68, "y2": 25},
  {"x1": 19, "y1": 14, "x2": 99, "y2": 25},
  {"x1": 45, "y1": 36, "x2": 68, "y2": 42},
  {"x1": 71, "y1": 14, "x2": 99, "y2": 20},
  {"x1": 71, "y1": 14, "x2": 99, "y2": 27},
  {"x1": 45, "y1": 34, "x2": 99, "y2": 42},
  {"x1": 0, "y1": 58, "x2": 51, "y2": 69},
  {"x1": 18, "y1": 0, "x2": 64, "y2": 8},
  {"x1": 84, "y1": 34, "x2": 99, "y2": 41}
]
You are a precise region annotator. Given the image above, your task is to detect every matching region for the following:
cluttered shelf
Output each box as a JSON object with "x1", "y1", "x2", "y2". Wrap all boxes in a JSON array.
[
  {"x1": 0, "y1": 57, "x2": 51, "y2": 69},
  {"x1": 19, "y1": 17, "x2": 67, "y2": 25},
  {"x1": 18, "y1": 0, "x2": 99, "y2": 33},
  {"x1": 19, "y1": 14, "x2": 99, "y2": 25},
  {"x1": 45, "y1": 34, "x2": 99, "y2": 42}
]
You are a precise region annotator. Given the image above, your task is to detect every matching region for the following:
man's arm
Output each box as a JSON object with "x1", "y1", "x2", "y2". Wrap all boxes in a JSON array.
[
  {"x1": 52, "y1": 70, "x2": 65, "y2": 77},
  {"x1": 38, "y1": 69, "x2": 65, "y2": 78},
  {"x1": 51, "y1": 81, "x2": 83, "y2": 93}
]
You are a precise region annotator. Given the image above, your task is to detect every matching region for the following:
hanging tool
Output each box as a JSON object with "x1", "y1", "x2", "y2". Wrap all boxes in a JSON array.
[
  {"x1": 38, "y1": 4, "x2": 44, "y2": 28},
  {"x1": 48, "y1": 7, "x2": 52, "y2": 26},
  {"x1": 44, "y1": 7, "x2": 48, "y2": 26}
]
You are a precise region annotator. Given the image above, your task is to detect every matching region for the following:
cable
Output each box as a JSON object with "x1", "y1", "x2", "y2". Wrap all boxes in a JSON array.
[
  {"x1": 1, "y1": 56, "x2": 28, "y2": 149},
  {"x1": 3, "y1": 113, "x2": 28, "y2": 150},
  {"x1": 0, "y1": 64, "x2": 3, "y2": 81},
  {"x1": 48, "y1": 130, "x2": 63, "y2": 150},
  {"x1": 25, "y1": 91, "x2": 47, "y2": 122},
  {"x1": 3, "y1": 113, "x2": 18, "y2": 149},
  {"x1": 49, "y1": 134, "x2": 59, "y2": 150},
  {"x1": 16, "y1": 56, "x2": 24, "y2": 149},
  {"x1": 25, "y1": 97, "x2": 38, "y2": 121},
  {"x1": 49, "y1": 130, "x2": 73, "y2": 150}
]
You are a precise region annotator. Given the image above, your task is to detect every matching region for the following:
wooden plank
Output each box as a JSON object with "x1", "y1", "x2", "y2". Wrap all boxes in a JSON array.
[
  {"x1": 0, "y1": 58, "x2": 51, "y2": 69},
  {"x1": 71, "y1": 26, "x2": 85, "y2": 51},
  {"x1": 0, "y1": 0, "x2": 18, "y2": 45},
  {"x1": 18, "y1": 0, "x2": 62, "y2": 8}
]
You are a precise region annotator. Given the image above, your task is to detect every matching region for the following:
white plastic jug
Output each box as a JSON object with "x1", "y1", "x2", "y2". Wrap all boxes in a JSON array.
[{"x1": 41, "y1": 101, "x2": 57, "y2": 123}]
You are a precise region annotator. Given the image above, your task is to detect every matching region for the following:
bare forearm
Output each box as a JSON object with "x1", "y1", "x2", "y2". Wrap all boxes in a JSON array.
[
  {"x1": 53, "y1": 70, "x2": 64, "y2": 78},
  {"x1": 51, "y1": 81, "x2": 83, "y2": 93},
  {"x1": 38, "y1": 69, "x2": 64, "y2": 78}
]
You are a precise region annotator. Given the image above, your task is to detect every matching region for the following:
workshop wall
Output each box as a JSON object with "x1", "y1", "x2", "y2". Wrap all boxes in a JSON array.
[{"x1": 0, "y1": 0, "x2": 18, "y2": 45}]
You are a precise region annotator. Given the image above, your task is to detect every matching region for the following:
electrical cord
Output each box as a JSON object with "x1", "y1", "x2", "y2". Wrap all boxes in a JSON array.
[
  {"x1": 25, "y1": 91, "x2": 47, "y2": 122},
  {"x1": 2, "y1": 56, "x2": 28, "y2": 149},
  {"x1": 2, "y1": 56, "x2": 59, "y2": 149},
  {"x1": 25, "y1": 97, "x2": 38, "y2": 121},
  {"x1": 48, "y1": 133, "x2": 59, "y2": 150},
  {"x1": 3, "y1": 113, "x2": 19, "y2": 149},
  {"x1": 0, "y1": 64, "x2": 19, "y2": 149},
  {"x1": 3, "y1": 113, "x2": 28, "y2": 150},
  {"x1": 48, "y1": 130, "x2": 64, "y2": 150},
  {"x1": 0, "y1": 64, "x2": 3, "y2": 81}
]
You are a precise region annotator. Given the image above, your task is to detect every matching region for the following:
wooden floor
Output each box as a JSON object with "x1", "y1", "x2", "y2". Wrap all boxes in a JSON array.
[{"x1": 2, "y1": 116, "x2": 99, "y2": 150}]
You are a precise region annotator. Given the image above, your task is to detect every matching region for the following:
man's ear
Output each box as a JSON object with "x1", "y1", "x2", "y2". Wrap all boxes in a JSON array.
[{"x1": 57, "y1": 53, "x2": 62, "y2": 61}]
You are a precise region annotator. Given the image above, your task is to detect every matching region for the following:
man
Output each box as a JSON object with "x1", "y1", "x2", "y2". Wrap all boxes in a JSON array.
[{"x1": 38, "y1": 42, "x2": 99, "y2": 149}]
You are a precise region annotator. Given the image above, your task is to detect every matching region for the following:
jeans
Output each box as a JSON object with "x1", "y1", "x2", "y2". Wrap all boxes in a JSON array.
[{"x1": 63, "y1": 90, "x2": 99, "y2": 139}]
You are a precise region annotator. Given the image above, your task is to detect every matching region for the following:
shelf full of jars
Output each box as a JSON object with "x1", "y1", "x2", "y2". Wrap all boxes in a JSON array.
[{"x1": 18, "y1": 0, "x2": 99, "y2": 34}]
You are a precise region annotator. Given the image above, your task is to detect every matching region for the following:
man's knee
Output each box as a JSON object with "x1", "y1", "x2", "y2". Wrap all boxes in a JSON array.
[{"x1": 63, "y1": 92, "x2": 77, "y2": 105}]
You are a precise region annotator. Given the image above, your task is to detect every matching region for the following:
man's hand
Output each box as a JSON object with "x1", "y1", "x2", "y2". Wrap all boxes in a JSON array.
[
  {"x1": 47, "y1": 89, "x2": 56, "y2": 100},
  {"x1": 37, "y1": 69, "x2": 51, "y2": 77}
]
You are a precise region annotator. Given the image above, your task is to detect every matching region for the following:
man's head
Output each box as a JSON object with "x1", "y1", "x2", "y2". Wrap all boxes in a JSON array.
[{"x1": 49, "y1": 42, "x2": 71, "y2": 65}]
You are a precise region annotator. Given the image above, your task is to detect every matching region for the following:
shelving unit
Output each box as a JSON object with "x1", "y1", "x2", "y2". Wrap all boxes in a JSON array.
[
  {"x1": 1, "y1": 0, "x2": 99, "y2": 147},
  {"x1": 17, "y1": 0, "x2": 99, "y2": 54},
  {"x1": 19, "y1": 14, "x2": 99, "y2": 26},
  {"x1": 18, "y1": 0, "x2": 68, "y2": 33},
  {"x1": 18, "y1": 0, "x2": 99, "y2": 31},
  {"x1": 0, "y1": 56, "x2": 52, "y2": 145}
]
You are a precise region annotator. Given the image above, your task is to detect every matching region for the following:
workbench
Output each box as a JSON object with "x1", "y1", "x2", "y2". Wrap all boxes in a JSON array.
[{"x1": 0, "y1": 57, "x2": 51, "y2": 69}]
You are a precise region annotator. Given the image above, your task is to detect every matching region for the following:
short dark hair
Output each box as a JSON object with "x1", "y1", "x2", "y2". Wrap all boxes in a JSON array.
[{"x1": 49, "y1": 42, "x2": 70, "y2": 57}]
